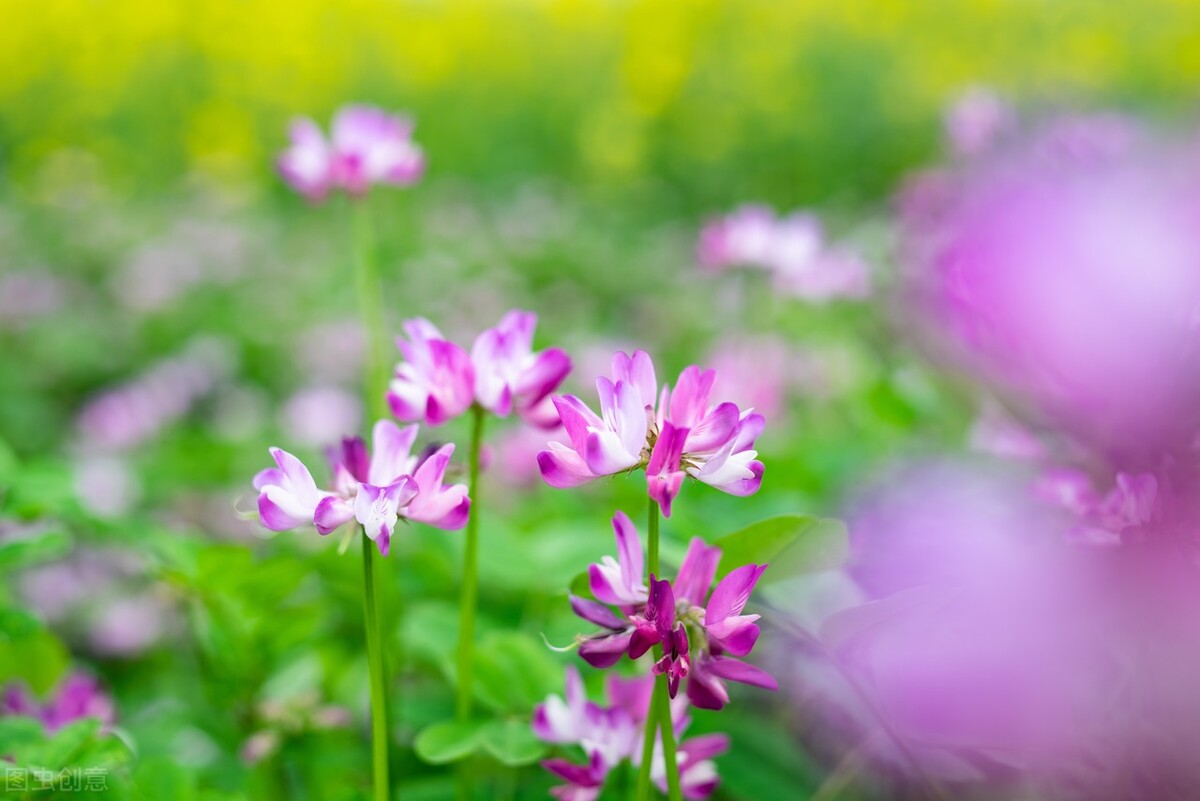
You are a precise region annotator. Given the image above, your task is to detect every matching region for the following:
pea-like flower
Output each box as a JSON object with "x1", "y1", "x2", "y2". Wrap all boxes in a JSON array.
[
  {"x1": 253, "y1": 420, "x2": 469, "y2": 555},
  {"x1": 533, "y1": 665, "x2": 729, "y2": 800},
  {"x1": 568, "y1": 513, "x2": 776, "y2": 710},
  {"x1": 538, "y1": 350, "x2": 764, "y2": 517},
  {"x1": 387, "y1": 311, "x2": 571, "y2": 427},
  {"x1": 278, "y1": 104, "x2": 425, "y2": 200}
]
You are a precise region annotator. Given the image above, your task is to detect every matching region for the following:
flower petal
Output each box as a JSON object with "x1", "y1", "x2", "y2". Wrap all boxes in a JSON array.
[
  {"x1": 368, "y1": 420, "x2": 418, "y2": 485},
  {"x1": 704, "y1": 564, "x2": 767, "y2": 626},
  {"x1": 673, "y1": 537, "x2": 722, "y2": 607}
]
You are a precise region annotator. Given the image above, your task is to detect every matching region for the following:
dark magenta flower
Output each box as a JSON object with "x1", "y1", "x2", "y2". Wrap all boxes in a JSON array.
[
  {"x1": 533, "y1": 665, "x2": 729, "y2": 800},
  {"x1": 569, "y1": 513, "x2": 776, "y2": 710}
]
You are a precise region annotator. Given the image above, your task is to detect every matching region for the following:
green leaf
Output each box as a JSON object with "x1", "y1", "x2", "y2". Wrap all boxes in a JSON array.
[
  {"x1": 713, "y1": 515, "x2": 849, "y2": 583},
  {"x1": 472, "y1": 632, "x2": 562, "y2": 713},
  {"x1": 36, "y1": 718, "x2": 101, "y2": 770},
  {"x1": 0, "y1": 528, "x2": 72, "y2": 572},
  {"x1": 0, "y1": 608, "x2": 69, "y2": 694},
  {"x1": 568, "y1": 570, "x2": 591, "y2": 599},
  {"x1": 479, "y1": 719, "x2": 546, "y2": 766},
  {"x1": 0, "y1": 716, "x2": 47, "y2": 758},
  {"x1": 413, "y1": 720, "x2": 485, "y2": 764}
]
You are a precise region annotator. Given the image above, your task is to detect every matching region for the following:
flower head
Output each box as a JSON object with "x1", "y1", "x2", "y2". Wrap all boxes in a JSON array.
[
  {"x1": 278, "y1": 105, "x2": 425, "y2": 200},
  {"x1": 252, "y1": 420, "x2": 469, "y2": 555},
  {"x1": 538, "y1": 351, "x2": 764, "y2": 516},
  {"x1": 568, "y1": 514, "x2": 776, "y2": 710},
  {"x1": 533, "y1": 666, "x2": 729, "y2": 800},
  {"x1": 388, "y1": 311, "x2": 571, "y2": 427}
]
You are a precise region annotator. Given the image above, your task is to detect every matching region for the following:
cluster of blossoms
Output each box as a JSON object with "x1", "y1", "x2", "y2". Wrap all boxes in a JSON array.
[
  {"x1": 2, "y1": 673, "x2": 115, "y2": 733},
  {"x1": 570, "y1": 513, "x2": 776, "y2": 710},
  {"x1": 697, "y1": 204, "x2": 870, "y2": 302},
  {"x1": 388, "y1": 310, "x2": 571, "y2": 428},
  {"x1": 278, "y1": 105, "x2": 425, "y2": 200},
  {"x1": 533, "y1": 666, "x2": 728, "y2": 801},
  {"x1": 538, "y1": 350, "x2": 764, "y2": 517},
  {"x1": 254, "y1": 420, "x2": 469, "y2": 555}
]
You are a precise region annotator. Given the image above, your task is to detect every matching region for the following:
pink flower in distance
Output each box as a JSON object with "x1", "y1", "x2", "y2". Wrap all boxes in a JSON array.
[
  {"x1": 697, "y1": 205, "x2": 871, "y2": 302},
  {"x1": 278, "y1": 105, "x2": 425, "y2": 200},
  {"x1": 253, "y1": 420, "x2": 469, "y2": 555},
  {"x1": 388, "y1": 311, "x2": 571, "y2": 427},
  {"x1": 533, "y1": 665, "x2": 729, "y2": 800},
  {"x1": 2, "y1": 672, "x2": 115, "y2": 733},
  {"x1": 538, "y1": 350, "x2": 763, "y2": 517},
  {"x1": 569, "y1": 513, "x2": 776, "y2": 710}
]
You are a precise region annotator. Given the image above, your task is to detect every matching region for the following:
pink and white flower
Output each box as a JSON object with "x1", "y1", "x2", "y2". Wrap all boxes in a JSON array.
[
  {"x1": 252, "y1": 420, "x2": 469, "y2": 555},
  {"x1": 388, "y1": 311, "x2": 571, "y2": 427},
  {"x1": 278, "y1": 105, "x2": 425, "y2": 200},
  {"x1": 537, "y1": 350, "x2": 764, "y2": 517}
]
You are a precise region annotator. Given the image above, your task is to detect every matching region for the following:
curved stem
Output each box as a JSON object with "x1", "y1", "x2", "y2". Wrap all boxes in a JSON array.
[
  {"x1": 632, "y1": 499, "x2": 682, "y2": 801},
  {"x1": 456, "y1": 406, "x2": 486, "y2": 720},
  {"x1": 361, "y1": 532, "x2": 390, "y2": 801}
]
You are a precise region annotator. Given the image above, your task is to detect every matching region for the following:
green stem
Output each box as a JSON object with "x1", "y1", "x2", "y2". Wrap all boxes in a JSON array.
[
  {"x1": 456, "y1": 406, "x2": 486, "y2": 720},
  {"x1": 352, "y1": 198, "x2": 392, "y2": 801},
  {"x1": 361, "y1": 532, "x2": 390, "y2": 801},
  {"x1": 353, "y1": 200, "x2": 390, "y2": 420},
  {"x1": 632, "y1": 499, "x2": 682, "y2": 801}
]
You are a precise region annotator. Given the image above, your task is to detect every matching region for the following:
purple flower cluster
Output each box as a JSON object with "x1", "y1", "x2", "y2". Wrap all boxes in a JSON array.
[
  {"x1": 537, "y1": 350, "x2": 763, "y2": 517},
  {"x1": 278, "y1": 105, "x2": 425, "y2": 200},
  {"x1": 533, "y1": 666, "x2": 728, "y2": 801},
  {"x1": 570, "y1": 513, "x2": 776, "y2": 710}
]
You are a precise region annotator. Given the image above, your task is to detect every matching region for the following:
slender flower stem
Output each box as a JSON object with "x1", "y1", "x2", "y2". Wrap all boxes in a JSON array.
[
  {"x1": 353, "y1": 200, "x2": 390, "y2": 421},
  {"x1": 361, "y1": 533, "x2": 391, "y2": 801},
  {"x1": 456, "y1": 405, "x2": 486, "y2": 720},
  {"x1": 633, "y1": 499, "x2": 683, "y2": 801},
  {"x1": 352, "y1": 198, "x2": 392, "y2": 801}
]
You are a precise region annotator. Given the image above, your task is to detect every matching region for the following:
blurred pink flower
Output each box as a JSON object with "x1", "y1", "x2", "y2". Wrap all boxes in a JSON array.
[
  {"x1": 697, "y1": 205, "x2": 871, "y2": 302},
  {"x1": 278, "y1": 105, "x2": 425, "y2": 200},
  {"x1": 281, "y1": 385, "x2": 363, "y2": 446},
  {"x1": 943, "y1": 86, "x2": 1013, "y2": 157},
  {"x1": 900, "y1": 112, "x2": 1200, "y2": 458}
]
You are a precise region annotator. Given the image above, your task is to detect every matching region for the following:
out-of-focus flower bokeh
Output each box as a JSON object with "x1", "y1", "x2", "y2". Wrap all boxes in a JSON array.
[{"x1": 4, "y1": 1, "x2": 1200, "y2": 799}]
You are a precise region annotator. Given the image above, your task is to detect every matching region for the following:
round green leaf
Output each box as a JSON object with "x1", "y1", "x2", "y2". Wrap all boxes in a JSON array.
[{"x1": 413, "y1": 720, "x2": 485, "y2": 765}]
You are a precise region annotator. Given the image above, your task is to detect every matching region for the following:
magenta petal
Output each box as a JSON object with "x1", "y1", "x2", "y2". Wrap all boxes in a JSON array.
[
  {"x1": 707, "y1": 656, "x2": 777, "y2": 690},
  {"x1": 678, "y1": 733, "x2": 730, "y2": 763},
  {"x1": 705, "y1": 616, "x2": 761, "y2": 657},
  {"x1": 705, "y1": 563, "x2": 767, "y2": 625},
  {"x1": 570, "y1": 595, "x2": 626, "y2": 629},
  {"x1": 673, "y1": 537, "x2": 722, "y2": 607},
  {"x1": 685, "y1": 667, "x2": 730, "y2": 711},
  {"x1": 685, "y1": 402, "x2": 739, "y2": 453},
  {"x1": 516, "y1": 347, "x2": 572, "y2": 404},
  {"x1": 579, "y1": 631, "x2": 633, "y2": 668},
  {"x1": 667, "y1": 366, "x2": 716, "y2": 429},
  {"x1": 314, "y1": 496, "x2": 355, "y2": 535},
  {"x1": 537, "y1": 445, "x2": 596, "y2": 488},
  {"x1": 612, "y1": 511, "x2": 644, "y2": 590},
  {"x1": 258, "y1": 491, "x2": 307, "y2": 531}
]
